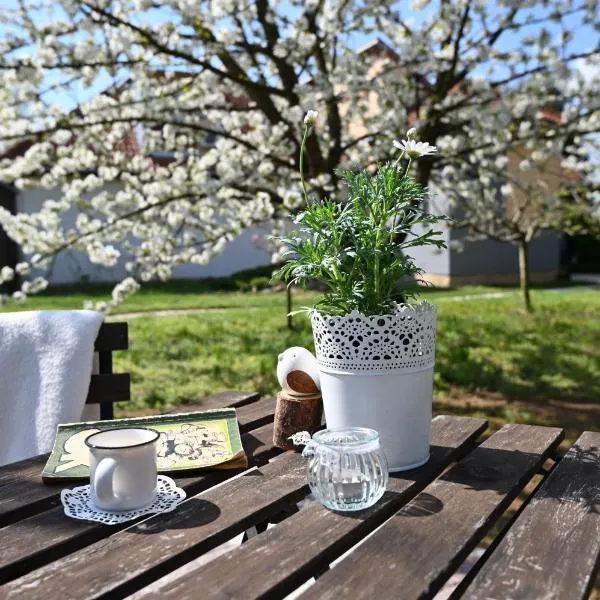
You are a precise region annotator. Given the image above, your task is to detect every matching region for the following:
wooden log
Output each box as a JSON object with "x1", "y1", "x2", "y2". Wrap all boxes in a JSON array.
[{"x1": 273, "y1": 390, "x2": 323, "y2": 450}]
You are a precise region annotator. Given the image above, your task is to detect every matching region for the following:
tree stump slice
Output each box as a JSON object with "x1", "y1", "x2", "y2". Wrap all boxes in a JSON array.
[{"x1": 273, "y1": 390, "x2": 323, "y2": 450}]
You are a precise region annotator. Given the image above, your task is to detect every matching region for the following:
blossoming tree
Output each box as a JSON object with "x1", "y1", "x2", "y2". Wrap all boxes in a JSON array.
[{"x1": 0, "y1": 0, "x2": 598, "y2": 309}]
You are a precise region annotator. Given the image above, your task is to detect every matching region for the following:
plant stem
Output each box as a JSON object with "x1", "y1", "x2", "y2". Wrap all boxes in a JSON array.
[
  {"x1": 299, "y1": 125, "x2": 311, "y2": 205},
  {"x1": 373, "y1": 195, "x2": 384, "y2": 308},
  {"x1": 393, "y1": 149, "x2": 406, "y2": 167}
]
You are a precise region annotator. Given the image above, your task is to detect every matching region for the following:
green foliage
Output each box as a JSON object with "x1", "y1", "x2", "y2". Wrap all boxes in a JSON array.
[
  {"x1": 106, "y1": 287, "x2": 599, "y2": 445},
  {"x1": 275, "y1": 164, "x2": 447, "y2": 315},
  {"x1": 555, "y1": 184, "x2": 600, "y2": 237}
]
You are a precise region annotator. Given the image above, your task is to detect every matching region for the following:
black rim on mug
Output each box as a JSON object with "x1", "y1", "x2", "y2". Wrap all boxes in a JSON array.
[{"x1": 85, "y1": 427, "x2": 160, "y2": 450}]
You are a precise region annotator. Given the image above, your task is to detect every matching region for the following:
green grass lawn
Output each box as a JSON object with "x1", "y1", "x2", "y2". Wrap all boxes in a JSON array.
[
  {"x1": 1, "y1": 276, "x2": 585, "y2": 315},
  {"x1": 95, "y1": 285, "x2": 598, "y2": 446},
  {"x1": 3, "y1": 280, "x2": 598, "y2": 445}
]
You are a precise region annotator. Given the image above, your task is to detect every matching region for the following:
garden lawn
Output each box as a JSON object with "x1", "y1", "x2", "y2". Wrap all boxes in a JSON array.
[
  {"x1": 108, "y1": 286, "x2": 600, "y2": 446},
  {"x1": 1, "y1": 277, "x2": 582, "y2": 314}
]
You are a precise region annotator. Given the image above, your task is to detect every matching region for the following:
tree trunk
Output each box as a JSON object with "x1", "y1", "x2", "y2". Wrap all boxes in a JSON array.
[
  {"x1": 518, "y1": 239, "x2": 532, "y2": 313},
  {"x1": 286, "y1": 285, "x2": 293, "y2": 330},
  {"x1": 416, "y1": 158, "x2": 434, "y2": 187}
]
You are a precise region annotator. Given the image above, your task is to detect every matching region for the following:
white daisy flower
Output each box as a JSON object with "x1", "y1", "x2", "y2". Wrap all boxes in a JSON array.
[
  {"x1": 393, "y1": 139, "x2": 438, "y2": 159},
  {"x1": 303, "y1": 110, "x2": 319, "y2": 126}
]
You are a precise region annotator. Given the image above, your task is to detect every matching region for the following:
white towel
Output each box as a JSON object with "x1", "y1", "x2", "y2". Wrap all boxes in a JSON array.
[{"x1": 0, "y1": 310, "x2": 104, "y2": 466}]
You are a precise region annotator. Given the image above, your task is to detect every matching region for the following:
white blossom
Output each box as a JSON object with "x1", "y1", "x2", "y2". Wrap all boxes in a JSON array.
[
  {"x1": 0, "y1": 266, "x2": 14, "y2": 283},
  {"x1": 111, "y1": 277, "x2": 140, "y2": 304},
  {"x1": 393, "y1": 139, "x2": 438, "y2": 159},
  {"x1": 21, "y1": 277, "x2": 48, "y2": 294},
  {"x1": 15, "y1": 263, "x2": 30, "y2": 276}
]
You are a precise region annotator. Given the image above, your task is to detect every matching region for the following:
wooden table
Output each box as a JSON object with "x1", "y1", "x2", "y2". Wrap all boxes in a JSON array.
[{"x1": 1, "y1": 391, "x2": 599, "y2": 600}]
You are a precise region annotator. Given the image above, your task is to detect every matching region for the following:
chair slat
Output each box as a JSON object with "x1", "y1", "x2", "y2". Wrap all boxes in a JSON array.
[
  {"x1": 93, "y1": 322, "x2": 128, "y2": 351},
  {"x1": 85, "y1": 374, "x2": 131, "y2": 404}
]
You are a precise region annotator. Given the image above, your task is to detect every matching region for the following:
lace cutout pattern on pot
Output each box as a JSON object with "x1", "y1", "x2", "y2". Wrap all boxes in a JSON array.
[
  {"x1": 61, "y1": 475, "x2": 186, "y2": 525},
  {"x1": 311, "y1": 301, "x2": 437, "y2": 372}
]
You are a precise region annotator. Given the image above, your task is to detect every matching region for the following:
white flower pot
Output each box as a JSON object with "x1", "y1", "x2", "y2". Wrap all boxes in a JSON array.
[{"x1": 311, "y1": 302, "x2": 437, "y2": 472}]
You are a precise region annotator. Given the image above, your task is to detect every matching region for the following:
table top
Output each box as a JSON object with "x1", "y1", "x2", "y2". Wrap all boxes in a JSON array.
[{"x1": 0, "y1": 391, "x2": 599, "y2": 600}]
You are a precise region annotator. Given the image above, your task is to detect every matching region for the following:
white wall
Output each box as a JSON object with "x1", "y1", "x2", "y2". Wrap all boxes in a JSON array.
[{"x1": 16, "y1": 186, "x2": 274, "y2": 284}]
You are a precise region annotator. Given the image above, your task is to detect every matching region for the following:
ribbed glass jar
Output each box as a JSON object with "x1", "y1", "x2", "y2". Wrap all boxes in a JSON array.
[{"x1": 303, "y1": 427, "x2": 388, "y2": 511}]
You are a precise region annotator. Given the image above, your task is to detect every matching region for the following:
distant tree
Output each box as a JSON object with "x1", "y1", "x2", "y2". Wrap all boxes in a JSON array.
[
  {"x1": 0, "y1": 0, "x2": 598, "y2": 308},
  {"x1": 444, "y1": 154, "x2": 599, "y2": 311}
]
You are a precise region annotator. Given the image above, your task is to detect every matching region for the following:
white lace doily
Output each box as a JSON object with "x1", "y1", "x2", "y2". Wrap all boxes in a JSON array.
[
  {"x1": 311, "y1": 301, "x2": 437, "y2": 373},
  {"x1": 61, "y1": 475, "x2": 186, "y2": 525}
]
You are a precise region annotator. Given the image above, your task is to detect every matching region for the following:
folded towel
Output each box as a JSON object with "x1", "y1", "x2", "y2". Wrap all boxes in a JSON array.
[{"x1": 0, "y1": 310, "x2": 104, "y2": 466}]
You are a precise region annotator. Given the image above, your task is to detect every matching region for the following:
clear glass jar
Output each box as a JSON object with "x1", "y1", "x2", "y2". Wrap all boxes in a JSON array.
[{"x1": 303, "y1": 427, "x2": 388, "y2": 511}]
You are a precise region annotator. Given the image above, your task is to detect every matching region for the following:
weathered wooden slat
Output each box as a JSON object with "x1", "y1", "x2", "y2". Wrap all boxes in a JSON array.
[
  {"x1": 447, "y1": 456, "x2": 557, "y2": 599},
  {"x1": 238, "y1": 397, "x2": 275, "y2": 431},
  {"x1": 0, "y1": 420, "x2": 278, "y2": 585},
  {"x1": 85, "y1": 373, "x2": 131, "y2": 404},
  {"x1": 0, "y1": 452, "x2": 310, "y2": 600},
  {"x1": 0, "y1": 391, "x2": 264, "y2": 527},
  {"x1": 148, "y1": 416, "x2": 489, "y2": 600},
  {"x1": 177, "y1": 390, "x2": 261, "y2": 410},
  {"x1": 94, "y1": 322, "x2": 128, "y2": 351},
  {"x1": 234, "y1": 396, "x2": 276, "y2": 431},
  {"x1": 0, "y1": 455, "x2": 50, "y2": 527},
  {"x1": 462, "y1": 431, "x2": 600, "y2": 600},
  {"x1": 299, "y1": 423, "x2": 564, "y2": 600}
]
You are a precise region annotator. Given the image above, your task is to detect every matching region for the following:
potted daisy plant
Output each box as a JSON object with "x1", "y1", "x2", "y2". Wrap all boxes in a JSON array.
[{"x1": 275, "y1": 112, "x2": 447, "y2": 471}]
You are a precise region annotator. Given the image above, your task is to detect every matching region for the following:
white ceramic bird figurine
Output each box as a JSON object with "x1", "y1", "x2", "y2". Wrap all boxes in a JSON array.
[{"x1": 277, "y1": 347, "x2": 321, "y2": 394}]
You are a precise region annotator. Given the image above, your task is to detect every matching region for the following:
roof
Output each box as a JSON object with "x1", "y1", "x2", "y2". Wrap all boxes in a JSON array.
[{"x1": 356, "y1": 38, "x2": 399, "y2": 61}]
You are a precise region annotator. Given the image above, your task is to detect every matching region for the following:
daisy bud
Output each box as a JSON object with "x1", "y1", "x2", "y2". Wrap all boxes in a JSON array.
[{"x1": 303, "y1": 110, "x2": 319, "y2": 126}]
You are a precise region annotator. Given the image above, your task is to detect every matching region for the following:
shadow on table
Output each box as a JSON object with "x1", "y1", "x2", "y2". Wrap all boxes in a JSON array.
[
  {"x1": 133, "y1": 498, "x2": 221, "y2": 534},
  {"x1": 336, "y1": 441, "x2": 561, "y2": 522},
  {"x1": 400, "y1": 493, "x2": 444, "y2": 517}
]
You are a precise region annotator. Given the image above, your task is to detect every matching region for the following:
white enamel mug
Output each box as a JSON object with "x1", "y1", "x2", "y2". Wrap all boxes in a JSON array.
[{"x1": 85, "y1": 428, "x2": 160, "y2": 511}]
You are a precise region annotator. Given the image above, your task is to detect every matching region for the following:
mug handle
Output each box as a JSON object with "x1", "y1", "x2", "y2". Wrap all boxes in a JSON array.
[{"x1": 94, "y1": 457, "x2": 118, "y2": 505}]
